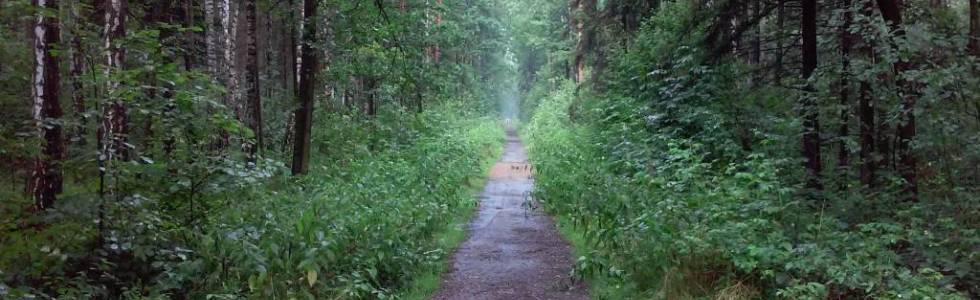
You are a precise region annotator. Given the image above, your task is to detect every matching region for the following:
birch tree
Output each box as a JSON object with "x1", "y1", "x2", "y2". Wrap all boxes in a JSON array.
[
  {"x1": 101, "y1": 0, "x2": 127, "y2": 161},
  {"x1": 29, "y1": 0, "x2": 64, "y2": 210}
]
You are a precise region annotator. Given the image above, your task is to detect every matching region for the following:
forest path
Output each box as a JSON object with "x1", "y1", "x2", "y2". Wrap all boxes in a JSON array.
[{"x1": 431, "y1": 129, "x2": 588, "y2": 300}]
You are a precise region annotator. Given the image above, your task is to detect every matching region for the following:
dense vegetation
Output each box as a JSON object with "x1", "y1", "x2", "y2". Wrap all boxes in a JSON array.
[
  {"x1": 516, "y1": 0, "x2": 979, "y2": 298},
  {"x1": 1, "y1": 0, "x2": 510, "y2": 298},
  {"x1": 4, "y1": 0, "x2": 980, "y2": 298}
]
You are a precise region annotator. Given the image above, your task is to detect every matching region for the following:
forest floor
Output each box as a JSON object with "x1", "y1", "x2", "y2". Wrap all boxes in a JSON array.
[{"x1": 431, "y1": 129, "x2": 588, "y2": 300}]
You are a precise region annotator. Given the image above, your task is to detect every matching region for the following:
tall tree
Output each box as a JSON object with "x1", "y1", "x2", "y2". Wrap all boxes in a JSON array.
[
  {"x1": 858, "y1": 0, "x2": 877, "y2": 187},
  {"x1": 971, "y1": 0, "x2": 978, "y2": 56},
  {"x1": 101, "y1": 0, "x2": 128, "y2": 161},
  {"x1": 205, "y1": 0, "x2": 220, "y2": 76},
  {"x1": 291, "y1": 0, "x2": 318, "y2": 175},
  {"x1": 572, "y1": 0, "x2": 595, "y2": 84},
  {"x1": 182, "y1": 0, "x2": 194, "y2": 71},
  {"x1": 29, "y1": 0, "x2": 65, "y2": 210},
  {"x1": 221, "y1": 0, "x2": 239, "y2": 115},
  {"x1": 801, "y1": 0, "x2": 823, "y2": 191},
  {"x1": 838, "y1": 0, "x2": 854, "y2": 173},
  {"x1": 244, "y1": 0, "x2": 262, "y2": 160}
]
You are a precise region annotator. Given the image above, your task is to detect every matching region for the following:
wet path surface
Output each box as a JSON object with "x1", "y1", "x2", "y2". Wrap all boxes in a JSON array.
[{"x1": 432, "y1": 129, "x2": 588, "y2": 300}]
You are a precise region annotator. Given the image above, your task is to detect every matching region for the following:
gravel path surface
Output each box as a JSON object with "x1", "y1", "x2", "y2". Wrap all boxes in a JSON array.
[{"x1": 431, "y1": 129, "x2": 588, "y2": 300}]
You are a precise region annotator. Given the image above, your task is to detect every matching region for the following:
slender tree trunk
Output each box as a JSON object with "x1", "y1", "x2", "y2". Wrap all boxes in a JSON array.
[
  {"x1": 102, "y1": 0, "x2": 129, "y2": 161},
  {"x1": 751, "y1": 0, "x2": 762, "y2": 84},
  {"x1": 29, "y1": 0, "x2": 65, "y2": 210},
  {"x1": 838, "y1": 0, "x2": 854, "y2": 172},
  {"x1": 970, "y1": 0, "x2": 978, "y2": 56},
  {"x1": 205, "y1": 0, "x2": 219, "y2": 77},
  {"x1": 291, "y1": 0, "x2": 318, "y2": 175},
  {"x1": 182, "y1": 0, "x2": 194, "y2": 71},
  {"x1": 244, "y1": 0, "x2": 261, "y2": 161},
  {"x1": 433, "y1": 0, "x2": 443, "y2": 63},
  {"x1": 290, "y1": 0, "x2": 299, "y2": 96},
  {"x1": 222, "y1": 0, "x2": 239, "y2": 114},
  {"x1": 572, "y1": 0, "x2": 594, "y2": 84},
  {"x1": 859, "y1": 0, "x2": 876, "y2": 187},
  {"x1": 877, "y1": 0, "x2": 918, "y2": 201},
  {"x1": 859, "y1": 86, "x2": 876, "y2": 186},
  {"x1": 801, "y1": 0, "x2": 823, "y2": 191},
  {"x1": 774, "y1": 0, "x2": 785, "y2": 84}
]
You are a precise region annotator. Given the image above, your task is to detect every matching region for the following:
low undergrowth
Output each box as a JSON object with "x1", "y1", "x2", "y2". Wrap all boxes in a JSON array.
[
  {"x1": 524, "y1": 83, "x2": 975, "y2": 299},
  {"x1": 1, "y1": 103, "x2": 504, "y2": 299}
]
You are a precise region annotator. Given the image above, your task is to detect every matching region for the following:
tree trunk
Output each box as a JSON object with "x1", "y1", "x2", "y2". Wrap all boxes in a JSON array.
[
  {"x1": 29, "y1": 0, "x2": 65, "y2": 210},
  {"x1": 102, "y1": 0, "x2": 129, "y2": 161},
  {"x1": 751, "y1": 0, "x2": 762, "y2": 82},
  {"x1": 244, "y1": 0, "x2": 261, "y2": 161},
  {"x1": 572, "y1": 0, "x2": 594, "y2": 84},
  {"x1": 858, "y1": 0, "x2": 876, "y2": 187},
  {"x1": 290, "y1": 0, "x2": 299, "y2": 96},
  {"x1": 774, "y1": 0, "x2": 785, "y2": 84},
  {"x1": 837, "y1": 0, "x2": 854, "y2": 172},
  {"x1": 205, "y1": 0, "x2": 220, "y2": 77},
  {"x1": 801, "y1": 0, "x2": 823, "y2": 191},
  {"x1": 222, "y1": 0, "x2": 239, "y2": 114},
  {"x1": 433, "y1": 0, "x2": 443, "y2": 63},
  {"x1": 858, "y1": 81, "x2": 875, "y2": 186},
  {"x1": 970, "y1": 0, "x2": 978, "y2": 56},
  {"x1": 291, "y1": 0, "x2": 318, "y2": 175},
  {"x1": 182, "y1": 0, "x2": 194, "y2": 71}
]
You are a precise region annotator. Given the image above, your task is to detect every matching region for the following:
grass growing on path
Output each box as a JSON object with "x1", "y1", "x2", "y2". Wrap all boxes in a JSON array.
[{"x1": 396, "y1": 122, "x2": 505, "y2": 300}]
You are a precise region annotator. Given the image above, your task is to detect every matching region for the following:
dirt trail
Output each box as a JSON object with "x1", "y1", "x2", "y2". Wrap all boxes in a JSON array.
[{"x1": 432, "y1": 129, "x2": 588, "y2": 300}]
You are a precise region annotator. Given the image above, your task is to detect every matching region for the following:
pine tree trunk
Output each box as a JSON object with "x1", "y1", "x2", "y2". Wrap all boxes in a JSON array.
[
  {"x1": 774, "y1": 0, "x2": 785, "y2": 84},
  {"x1": 838, "y1": 0, "x2": 854, "y2": 172},
  {"x1": 291, "y1": 0, "x2": 317, "y2": 175},
  {"x1": 433, "y1": 0, "x2": 443, "y2": 63},
  {"x1": 182, "y1": 0, "x2": 194, "y2": 71},
  {"x1": 970, "y1": 0, "x2": 978, "y2": 56},
  {"x1": 801, "y1": 0, "x2": 823, "y2": 191},
  {"x1": 572, "y1": 0, "x2": 594, "y2": 84},
  {"x1": 751, "y1": 0, "x2": 762, "y2": 69},
  {"x1": 29, "y1": 0, "x2": 65, "y2": 210},
  {"x1": 244, "y1": 0, "x2": 261, "y2": 161},
  {"x1": 858, "y1": 0, "x2": 876, "y2": 187}
]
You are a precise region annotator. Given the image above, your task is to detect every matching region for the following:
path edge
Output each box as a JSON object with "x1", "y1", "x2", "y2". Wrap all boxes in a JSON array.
[{"x1": 394, "y1": 127, "x2": 507, "y2": 300}]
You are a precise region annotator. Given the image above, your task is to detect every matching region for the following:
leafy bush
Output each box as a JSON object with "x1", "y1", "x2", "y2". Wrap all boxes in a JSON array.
[
  {"x1": 1, "y1": 103, "x2": 503, "y2": 299},
  {"x1": 525, "y1": 82, "x2": 973, "y2": 299}
]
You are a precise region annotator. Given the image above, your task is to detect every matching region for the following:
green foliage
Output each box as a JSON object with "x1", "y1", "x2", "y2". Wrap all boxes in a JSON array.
[
  {"x1": 526, "y1": 81, "x2": 973, "y2": 299},
  {"x1": 1, "y1": 102, "x2": 503, "y2": 299},
  {"x1": 1, "y1": 0, "x2": 513, "y2": 297},
  {"x1": 510, "y1": 0, "x2": 980, "y2": 295}
]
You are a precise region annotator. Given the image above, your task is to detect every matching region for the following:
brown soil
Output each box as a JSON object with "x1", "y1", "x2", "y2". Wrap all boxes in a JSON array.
[{"x1": 431, "y1": 129, "x2": 588, "y2": 300}]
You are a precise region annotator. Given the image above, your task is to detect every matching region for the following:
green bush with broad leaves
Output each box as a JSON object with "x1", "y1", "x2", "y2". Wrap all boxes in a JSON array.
[
  {"x1": 525, "y1": 84, "x2": 974, "y2": 299},
  {"x1": 1, "y1": 102, "x2": 503, "y2": 299}
]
